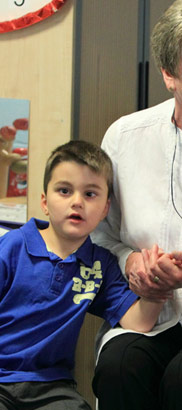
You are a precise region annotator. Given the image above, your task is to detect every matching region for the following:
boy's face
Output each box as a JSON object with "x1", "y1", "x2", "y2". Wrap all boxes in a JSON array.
[{"x1": 41, "y1": 161, "x2": 110, "y2": 246}]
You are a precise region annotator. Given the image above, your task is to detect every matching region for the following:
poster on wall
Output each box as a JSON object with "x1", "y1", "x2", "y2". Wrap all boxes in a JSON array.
[
  {"x1": 0, "y1": 0, "x2": 67, "y2": 33},
  {"x1": 0, "y1": 98, "x2": 30, "y2": 225}
]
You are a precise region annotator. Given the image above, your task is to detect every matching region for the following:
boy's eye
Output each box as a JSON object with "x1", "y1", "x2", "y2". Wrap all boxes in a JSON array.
[
  {"x1": 59, "y1": 188, "x2": 69, "y2": 194},
  {"x1": 86, "y1": 191, "x2": 96, "y2": 197}
]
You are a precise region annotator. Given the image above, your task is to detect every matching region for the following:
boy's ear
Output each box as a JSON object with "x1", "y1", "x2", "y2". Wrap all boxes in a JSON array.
[
  {"x1": 40, "y1": 193, "x2": 49, "y2": 216},
  {"x1": 101, "y1": 198, "x2": 110, "y2": 220},
  {"x1": 161, "y1": 68, "x2": 176, "y2": 92}
]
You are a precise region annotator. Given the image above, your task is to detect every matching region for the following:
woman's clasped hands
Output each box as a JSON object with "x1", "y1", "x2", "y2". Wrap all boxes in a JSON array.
[{"x1": 126, "y1": 244, "x2": 182, "y2": 301}]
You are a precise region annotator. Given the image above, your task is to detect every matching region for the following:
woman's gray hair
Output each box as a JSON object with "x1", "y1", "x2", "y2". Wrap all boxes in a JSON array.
[{"x1": 151, "y1": 0, "x2": 182, "y2": 77}]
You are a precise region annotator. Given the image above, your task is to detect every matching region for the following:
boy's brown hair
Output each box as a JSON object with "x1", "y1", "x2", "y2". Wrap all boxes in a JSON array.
[{"x1": 43, "y1": 140, "x2": 113, "y2": 197}]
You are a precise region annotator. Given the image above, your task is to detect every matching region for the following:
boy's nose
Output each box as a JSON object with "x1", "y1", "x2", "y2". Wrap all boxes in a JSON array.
[{"x1": 71, "y1": 192, "x2": 84, "y2": 208}]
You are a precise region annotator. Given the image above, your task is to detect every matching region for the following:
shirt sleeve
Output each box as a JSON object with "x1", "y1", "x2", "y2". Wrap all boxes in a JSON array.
[
  {"x1": 88, "y1": 252, "x2": 138, "y2": 327},
  {"x1": 0, "y1": 250, "x2": 9, "y2": 300},
  {"x1": 0, "y1": 232, "x2": 17, "y2": 300}
]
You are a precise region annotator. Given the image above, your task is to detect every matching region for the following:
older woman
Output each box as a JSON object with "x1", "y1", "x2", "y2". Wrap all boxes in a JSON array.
[{"x1": 92, "y1": 1, "x2": 182, "y2": 409}]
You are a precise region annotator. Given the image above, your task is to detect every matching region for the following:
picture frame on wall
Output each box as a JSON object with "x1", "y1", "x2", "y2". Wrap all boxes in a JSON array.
[{"x1": 0, "y1": 97, "x2": 30, "y2": 226}]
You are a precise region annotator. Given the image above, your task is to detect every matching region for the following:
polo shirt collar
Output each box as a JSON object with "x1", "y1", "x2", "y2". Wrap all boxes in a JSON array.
[
  {"x1": 21, "y1": 218, "x2": 94, "y2": 266},
  {"x1": 75, "y1": 236, "x2": 94, "y2": 267},
  {"x1": 21, "y1": 217, "x2": 50, "y2": 257}
]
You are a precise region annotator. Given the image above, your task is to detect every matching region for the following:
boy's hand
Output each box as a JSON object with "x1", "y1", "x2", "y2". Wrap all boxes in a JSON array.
[{"x1": 169, "y1": 251, "x2": 182, "y2": 267}]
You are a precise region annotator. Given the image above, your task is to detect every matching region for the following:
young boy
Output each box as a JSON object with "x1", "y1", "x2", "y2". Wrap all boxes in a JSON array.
[{"x1": 0, "y1": 140, "x2": 163, "y2": 409}]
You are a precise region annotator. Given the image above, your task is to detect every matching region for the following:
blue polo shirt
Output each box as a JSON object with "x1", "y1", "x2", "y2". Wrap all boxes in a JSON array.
[{"x1": 0, "y1": 218, "x2": 137, "y2": 382}]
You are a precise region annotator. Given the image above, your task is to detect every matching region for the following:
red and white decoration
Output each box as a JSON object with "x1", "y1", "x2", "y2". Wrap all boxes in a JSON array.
[{"x1": 0, "y1": 0, "x2": 67, "y2": 33}]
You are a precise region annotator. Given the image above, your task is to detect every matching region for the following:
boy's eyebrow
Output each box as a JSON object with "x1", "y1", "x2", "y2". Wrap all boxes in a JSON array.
[
  {"x1": 54, "y1": 180, "x2": 73, "y2": 187},
  {"x1": 84, "y1": 183, "x2": 103, "y2": 190},
  {"x1": 54, "y1": 181, "x2": 104, "y2": 190}
]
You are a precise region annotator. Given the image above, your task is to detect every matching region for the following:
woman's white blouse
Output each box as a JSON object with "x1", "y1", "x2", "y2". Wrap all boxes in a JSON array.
[{"x1": 92, "y1": 98, "x2": 182, "y2": 344}]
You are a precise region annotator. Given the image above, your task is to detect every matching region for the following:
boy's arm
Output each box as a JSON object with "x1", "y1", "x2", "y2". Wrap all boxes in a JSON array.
[
  {"x1": 119, "y1": 244, "x2": 164, "y2": 332},
  {"x1": 119, "y1": 297, "x2": 164, "y2": 333}
]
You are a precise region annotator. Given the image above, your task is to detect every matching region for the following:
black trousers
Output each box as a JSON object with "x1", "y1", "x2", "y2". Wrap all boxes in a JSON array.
[
  {"x1": 92, "y1": 323, "x2": 182, "y2": 410},
  {"x1": 0, "y1": 380, "x2": 92, "y2": 410}
]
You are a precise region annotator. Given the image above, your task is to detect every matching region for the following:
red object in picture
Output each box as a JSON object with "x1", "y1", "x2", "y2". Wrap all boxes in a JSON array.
[
  {"x1": 0, "y1": 126, "x2": 17, "y2": 141},
  {"x1": 7, "y1": 147, "x2": 28, "y2": 197},
  {"x1": 13, "y1": 118, "x2": 29, "y2": 130}
]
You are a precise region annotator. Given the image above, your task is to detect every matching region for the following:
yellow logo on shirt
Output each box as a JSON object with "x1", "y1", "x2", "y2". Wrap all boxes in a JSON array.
[{"x1": 72, "y1": 261, "x2": 103, "y2": 304}]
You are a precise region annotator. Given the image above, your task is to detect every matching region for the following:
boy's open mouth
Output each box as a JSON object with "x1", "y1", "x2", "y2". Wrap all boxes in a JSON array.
[{"x1": 69, "y1": 214, "x2": 83, "y2": 221}]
